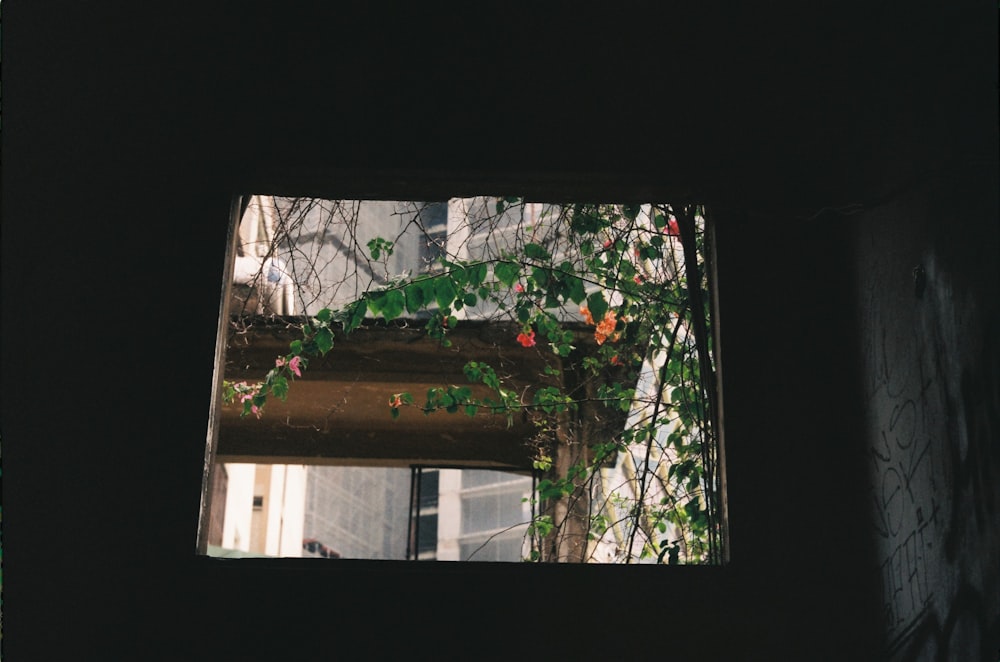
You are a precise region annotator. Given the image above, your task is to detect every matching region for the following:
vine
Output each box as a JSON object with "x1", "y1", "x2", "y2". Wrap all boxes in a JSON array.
[{"x1": 223, "y1": 198, "x2": 723, "y2": 563}]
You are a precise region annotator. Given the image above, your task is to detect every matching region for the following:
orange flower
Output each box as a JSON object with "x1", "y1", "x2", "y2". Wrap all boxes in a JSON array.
[
  {"x1": 389, "y1": 394, "x2": 403, "y2": 408},
  {"x1": 579, "y1": 305, "x2": 595, "y2": 325},
  {"x1": 594, "y1": 311, "x2": 620, "y2": 345}
]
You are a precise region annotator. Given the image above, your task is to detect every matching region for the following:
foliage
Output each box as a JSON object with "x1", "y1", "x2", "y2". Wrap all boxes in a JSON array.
[{"x1": 222, "y1": 198, "x2": 723, "y2": 564}]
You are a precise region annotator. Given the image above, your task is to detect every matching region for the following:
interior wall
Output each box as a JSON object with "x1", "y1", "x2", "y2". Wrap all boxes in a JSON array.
[
  {"x1": 851, "y1": 168, "x2": 1000, "y2": 661},
  {"x1": 3, "y1": 2, "x2": 996, "y2": 660}
]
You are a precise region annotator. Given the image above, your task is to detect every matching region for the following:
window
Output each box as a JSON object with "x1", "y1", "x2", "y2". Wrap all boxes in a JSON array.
[{"x1": 198, "y1": 194, "x2": 726, "y2": 564}]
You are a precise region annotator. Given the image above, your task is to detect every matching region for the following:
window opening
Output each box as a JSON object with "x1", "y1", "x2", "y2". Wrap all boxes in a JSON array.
[{"x1": 199, "y1": 195, "x2": 727, "y2": 564}]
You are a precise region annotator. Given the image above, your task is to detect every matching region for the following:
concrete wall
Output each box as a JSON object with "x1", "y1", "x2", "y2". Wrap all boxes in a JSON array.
[
  {"x1": 852, "y1": 171, "x2": 1000, "y2": 661},
  {"x1": 3, "y1": 2, "x2": 996, "y2": 660}
]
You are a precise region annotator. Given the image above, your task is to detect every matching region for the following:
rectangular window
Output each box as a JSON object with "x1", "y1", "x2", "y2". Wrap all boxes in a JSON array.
[{"x1": 198, "y1": 194, "x2": 727, "y2": 564}]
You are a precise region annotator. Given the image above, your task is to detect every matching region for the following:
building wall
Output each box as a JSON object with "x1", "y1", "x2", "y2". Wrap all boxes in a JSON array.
[{"x1": 221, "y1": 464, "x2": 256, "y2": 552}]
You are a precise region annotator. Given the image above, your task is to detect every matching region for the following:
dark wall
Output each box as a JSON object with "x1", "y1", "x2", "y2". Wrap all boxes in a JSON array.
[
  {"x1": 3, "y1": 2, "x2": 996, "y2": 660},
  {"x1": 852, "y1": 169, "x2": 1000, "y2": 661}
]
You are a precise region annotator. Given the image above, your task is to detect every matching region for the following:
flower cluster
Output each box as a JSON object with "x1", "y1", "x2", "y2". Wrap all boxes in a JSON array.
[
  {"x1": 276, "y1": 355, "x2": 303, "y2": 377},
  {"x1": 227, "y1": 380, "x2": 264, "y2": 418},
  {"x1": 579, "y1": 306, "x2": 620, "y2": 345}
]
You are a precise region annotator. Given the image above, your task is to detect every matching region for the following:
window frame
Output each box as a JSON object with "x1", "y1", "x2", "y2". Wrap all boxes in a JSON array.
[{"x1": 197, "y1": 191, "x2": 730, "y2": 564}]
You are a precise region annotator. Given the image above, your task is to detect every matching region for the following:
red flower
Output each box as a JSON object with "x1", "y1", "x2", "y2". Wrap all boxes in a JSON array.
[
  {"x1": 516, "y1": 329, "x2": 536, "y2": 347},
  {"x1": 514, "y1": 283, "x2": 524, "y2": 293},
  {"x1": 389, "y1": 394, "x2": 403, "y2": 408},
  {"x1": 633, "y1": 274, "x2": 645, "y2": 284},
  {"x1": 666, "y1": 219, "x2": 680, "y2": 236},
  {"x1": 610, "y1": 355, "x2": 623, "y2": 366}
]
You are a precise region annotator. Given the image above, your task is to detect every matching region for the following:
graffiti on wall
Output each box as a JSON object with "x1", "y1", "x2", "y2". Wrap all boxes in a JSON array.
[{"x1": 861, "y1": 222, "x2": 999, "y2": 662}]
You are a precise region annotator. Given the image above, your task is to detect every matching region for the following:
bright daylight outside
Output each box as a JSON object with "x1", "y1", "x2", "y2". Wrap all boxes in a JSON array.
[{"x1": 199, "y1": 195, "x2": 725, "y2": 564}]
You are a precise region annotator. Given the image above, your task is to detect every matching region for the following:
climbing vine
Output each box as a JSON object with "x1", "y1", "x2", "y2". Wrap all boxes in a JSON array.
[{"x1": 223, "y1": 197, "x2": 723, "y2": 564}]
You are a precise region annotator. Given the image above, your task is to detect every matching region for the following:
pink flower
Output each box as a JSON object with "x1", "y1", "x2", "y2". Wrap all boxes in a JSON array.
[
  {"x1": 389, "y1": 394, "x2": 403, "y2": 408},
  {"x1": 514, "y1": 283, "x2": 524, "y2": 293},
  {"x1": 288, "y1": 355, "x2": 302, "y2": 377},
  {"x1": 517, "y1": 329, "x2": 536, "y2": 348},
  {"x1": 251, "y1": 404, "x2": 261, "y2": 418},
  {"x1": 275, "y1": 357, "x2": 286, "y2": 368},
  {"x1": 633, "y1": 274, "x2": 645, "y2": 284},
  {"x1": 603, "y1": 239, "x2": 613, "y2": 249}
]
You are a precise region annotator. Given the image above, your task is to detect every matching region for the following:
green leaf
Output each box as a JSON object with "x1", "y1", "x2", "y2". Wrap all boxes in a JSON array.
[
  {"x1": 346, "y1": 300, "x2": 367, "y2": 332},
  {"x1": 495, "y1": 261, "x2": 520, "y2": 288},
  {"x1": 315, "y1": 308, "x2": 333, "y2": 323},
  {"x1": 271, "y1": 376, "x2": 289, "y2": 400},
  {"x1": 463, "y1": 292, "x2": 477, "y2": 307},
  {"x1": 451, "y1": 265, "x2": 469, "y2": 287},
  {"x1": 464, "y1": 404, "x2": 478, "y2": 417},
  {"x1": 289, "y1": 339, "x2": 303, "y2": 354},
  {"x1": 565, "y1": 276, "x2": 586, "y2": 303},
  {"x1": 367, "y1": 291, "x2": 385, "y2": 314},
  {"x1": 315, "y1": 327, "x2": 334, "y2": 355},
  {"x1": 404, "y1": 282, "x2": 426, "y2": 313},
  {"x1": 380, "y1": 289, "x2": 405, "y2": 320},
  {"x1": 586, "y1": 291, "x2": 608, "y2": 321},
  {"x1": 524, "y1": 243, "x2": 550, "y2": 260},
  {"x1": 434, "y1": 278, "x2": 457, "y2": 310},
  {"x1": 469, "y1": 262, "x2": 488, "y2": 287}
]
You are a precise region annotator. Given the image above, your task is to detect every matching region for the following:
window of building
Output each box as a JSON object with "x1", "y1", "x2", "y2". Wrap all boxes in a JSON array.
[{"x1": 198, "y1": 194, "x2": 727, "y2": 564}]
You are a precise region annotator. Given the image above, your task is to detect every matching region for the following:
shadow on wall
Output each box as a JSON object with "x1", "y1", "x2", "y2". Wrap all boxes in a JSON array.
[{"x1": 857, "y1": 190, "x2": 1000, "y2": 661}]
